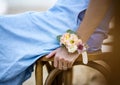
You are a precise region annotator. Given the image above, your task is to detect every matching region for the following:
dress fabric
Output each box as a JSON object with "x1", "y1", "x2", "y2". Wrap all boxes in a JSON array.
[{"x1": 0, "y1": 0, "x2": 111, "y2": 84}]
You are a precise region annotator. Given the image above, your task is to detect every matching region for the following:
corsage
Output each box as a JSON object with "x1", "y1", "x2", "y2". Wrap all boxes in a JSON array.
[{"x1": 57, "y1": 29, "x2": 88, "y2": 64}]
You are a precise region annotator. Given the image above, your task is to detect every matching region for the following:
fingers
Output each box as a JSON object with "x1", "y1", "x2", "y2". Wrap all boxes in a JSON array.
[
  {"x1": 52, "y1": 47, "x2": 79, "y2": 70},
  {"x1": 58, "y1": 57, "x2": 63, "y2": 70},
  {"x1": 62, "y1": 59, "x2": 68, "y2": 70},
  {"x1": 67, "y1": 60, "x2": 73, "y2": 69},
  {"x1": 46, "y1": 50, "x2": 57, "y2": 58},
  {"x1": 54, "y1": 56, "x2": 73, "y2": 70},
  {"x1": 54, "y1": 56, "x2": 58, "y2": 68}
]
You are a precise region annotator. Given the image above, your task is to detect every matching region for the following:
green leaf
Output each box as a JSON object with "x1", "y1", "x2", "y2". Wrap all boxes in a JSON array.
[
  {"x1": 57, "y1": 35, "x2": 62, "y2": 42},
  {"x1": 66, "y1": 29, "x2": 76, "y2": 34}
]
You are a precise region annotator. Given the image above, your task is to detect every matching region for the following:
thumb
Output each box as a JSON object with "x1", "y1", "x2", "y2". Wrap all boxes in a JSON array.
[{"x1": 46, "y1": 50, "x2": 57, "y2": 58}]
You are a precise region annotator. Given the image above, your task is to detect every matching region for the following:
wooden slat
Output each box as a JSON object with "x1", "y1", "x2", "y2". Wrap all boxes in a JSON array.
[
  {"x1": 63, "y1": 69, "x2": 73, "y2": 85},
  {"x1": 35, "y1": 61, "x2": 43, "y2": 85},
  {"x1": 38, "y1": 52, "x2": 112, "y2": 62},
  {"x1": 45, "y1": 69, "x2": 62, "y2": 85}
]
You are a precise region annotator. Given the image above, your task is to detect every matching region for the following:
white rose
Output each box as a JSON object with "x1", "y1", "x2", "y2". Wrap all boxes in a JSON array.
[{"x1": 67, "y1": 45, "x2": 77, "y2": 53}]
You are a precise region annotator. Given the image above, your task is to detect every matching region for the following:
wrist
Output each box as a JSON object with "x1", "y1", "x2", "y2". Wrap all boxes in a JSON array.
[{"x1": 57, "y1": 29, "x2": 88, "y2": 64}]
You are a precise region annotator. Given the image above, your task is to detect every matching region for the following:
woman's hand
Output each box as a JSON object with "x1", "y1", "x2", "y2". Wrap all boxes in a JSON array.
[{"x1": 46, "y1": 47, "x2": 79, "y2": 70}]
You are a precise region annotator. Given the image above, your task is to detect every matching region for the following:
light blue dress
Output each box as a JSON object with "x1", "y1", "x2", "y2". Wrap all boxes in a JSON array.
[{"x1": 0, "y1": 0, "x2": 112, "y2": 84}]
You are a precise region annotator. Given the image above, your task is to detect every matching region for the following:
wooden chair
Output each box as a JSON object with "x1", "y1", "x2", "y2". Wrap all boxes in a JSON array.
[
  {"x1": 35, "y1": 18, "x2": 114, "y2": 85},
  {"x1": 35, "y1": 51, "x2": 112, "y2": 85}
]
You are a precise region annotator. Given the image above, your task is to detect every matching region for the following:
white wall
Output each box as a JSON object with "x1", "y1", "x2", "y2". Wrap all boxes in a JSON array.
[
  {"x1": 0, "y1": 0, "x2": 57, "y2": 14},
  {"x1": 7, "y1": 0, "x2": 56, "y2": 8},
  {"x1": 0, "y1": 0, "x2": 8, "y2": 14}
]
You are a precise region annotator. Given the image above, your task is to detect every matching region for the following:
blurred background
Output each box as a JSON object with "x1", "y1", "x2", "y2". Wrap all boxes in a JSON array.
[{"x1": 0, "y1": 0, "x2": 56, "y2": 14}]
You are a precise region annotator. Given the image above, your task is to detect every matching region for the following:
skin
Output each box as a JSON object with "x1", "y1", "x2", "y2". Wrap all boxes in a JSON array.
[{"x1": 46, "y1": 0, "x2": 112, "y2": 70}]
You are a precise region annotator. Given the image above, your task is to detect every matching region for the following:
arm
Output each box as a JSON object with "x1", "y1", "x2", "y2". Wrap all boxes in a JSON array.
[
  {"x1": 77, "y1": 0, "x2": 112, "y2": 43},
  {"x1": 46, "y1": 0, "x2": 112, "y2": 70}
]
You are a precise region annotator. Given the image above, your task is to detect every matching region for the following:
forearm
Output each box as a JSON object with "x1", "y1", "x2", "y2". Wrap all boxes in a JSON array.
[{"x1": 77, "y1": 0, "x2": 112, "y2": 43}]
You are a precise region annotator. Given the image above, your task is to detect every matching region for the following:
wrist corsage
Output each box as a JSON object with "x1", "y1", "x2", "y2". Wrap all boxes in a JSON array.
[{"x1": 57, "y1": 29, "x2": 88, "y2": 64}]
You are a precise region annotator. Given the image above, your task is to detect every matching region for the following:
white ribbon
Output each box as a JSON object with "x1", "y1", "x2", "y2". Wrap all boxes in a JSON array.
[{"x1": 81, "y1": 51, "x2": 88, "y2": 64}]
